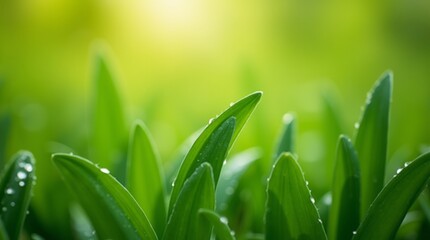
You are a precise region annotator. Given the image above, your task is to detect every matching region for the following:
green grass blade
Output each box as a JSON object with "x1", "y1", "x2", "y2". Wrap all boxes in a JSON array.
[
  {"x1": 266, "y1": 153, "x2": 327, "y2": 240},
  {"x1": 169, "y1": 117, "x2": 235, "y2": 214},
  {"x1": 216, "y1": 148, "x2": 261, "y2": 211},
  {"x1": 52, "y1": 153, "x2": 157, "y2": 240},
  {"x1": 0, "y1": 151, "x2": 35, "y2": 240},
  {"x1": 0, "y1": 219, "x2": 8, "y2": 240},
  {"x1": 163, "y1": 162, "x2": 215, "y2": 240},
  {"x1": 354, "y1": 72, "x2": 392, "y2": 218},
  {"x1": 329, "y1": 135, "x2": 360, "y2": 240},
  {"x1": 90, "y1": 52, "x2": 127, "y2": 179},
  {"x1": 353, "y1": 152, "x2": 430, "y2": 240},
  {"x1": 169, "y1": 92, "x2": 261, "y2": 215},
  {"x1": 126, "y1": 120, "x2": 166, "y2": 237},
  {"x1": 273, "y1": 113, "x2": 296, "y2": 161},
  {"x1": 199, "y1": 209, "x2": 235, "y2": 240}
]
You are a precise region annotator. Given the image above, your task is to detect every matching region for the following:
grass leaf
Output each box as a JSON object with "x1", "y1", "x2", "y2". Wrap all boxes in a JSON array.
[
  {"x1": 163, "y1": 162, "x2": 215, "y2": 240},
  {"x1": 126, "y1": 120, "x2": 166, "y2": 237},
  {"x1": 354, "y1": 72, "x2": 392, "y2": 218},
  {"x1": 52, "y1": 153, "x2": 157, "y2": 240},
  {"x1": 199, "y1": 208, "x2": 235, "y2": 240},
  {"x1": 273, "y1": 113, "x2": 296, "y2": 161},
  {"x1": 169, "y1": 92, "x2": 261, "y2": 215},
  {"x1": 0, "y1": 151, "x2": 35, "y2": 240},
  {"x1": 353, "y1": 152, "x2": 430, "y2": 240},
  {"x1": 90, "y1": 51, "x2": 127, "y2": 180},
  {"x1": 265, "y1": 153, "x2": 327, "y2": 240},
  {"x1": 0, "y1": 219, "x2": 8, "y2": 240},
  {"x1": 216, "y1": 148, "x2": 261, "y2": 211},
  {"x1": 328, "y1": 135, "x2": 360, "y2": 240}
]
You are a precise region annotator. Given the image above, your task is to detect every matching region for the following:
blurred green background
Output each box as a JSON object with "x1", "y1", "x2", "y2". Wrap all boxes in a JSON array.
[{"x1": 1, "y1": 0, "x2": 430, "y2": 238}]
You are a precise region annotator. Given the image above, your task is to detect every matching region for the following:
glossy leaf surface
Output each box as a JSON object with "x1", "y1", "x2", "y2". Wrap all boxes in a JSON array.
[
  {"x1": 329, "y1": 135, "x2": 360, "y2": 240},
  {"x1": 199, "y1": 208, "x2": 235, "y2": 240},
  {"x1": 163, "y1": 163, "x2": 215, "y2": 240},
  {"x1": 0, "y1": 151, "x2": 35, "y2": 240},
  {"x1": 266, "y1": 153, "x2": 327, "y2": 240},
  {"x1": 52, "y1": 153, "x2": 157, "y2": 240},
  {"x1": 353, "y1": 152, "x2": 430, "y2": 240},
  {"x1": 126, "y1": 120, "x2": 166, "y2": 237},
  {"x1": 354, "y1": 72, "x2": 392, "y2": 218},
  {"x1": 169, "y1": 92, "x2": 261, "y2": 214}
]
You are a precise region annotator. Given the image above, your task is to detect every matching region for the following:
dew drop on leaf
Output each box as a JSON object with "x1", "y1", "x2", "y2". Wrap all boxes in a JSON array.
[
  {"x1": 5, "y1": 188, "x2": 14, "y2": 195},
  {"x1": 19, "y1": 181, "x2": 25, "y2": 187},
  {"x1": 17, "y1": 171, "x2": 27, "y2": 179},
  {"x1": 100, "y1": 168, "x2": 110, "y2": 174}
]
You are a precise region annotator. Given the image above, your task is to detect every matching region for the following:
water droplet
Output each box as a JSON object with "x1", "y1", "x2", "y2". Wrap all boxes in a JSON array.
[
  {"x1": 305, "y1": 181, "x2": 309, "y2": 186},
  {"x1": 354, "y1": 122, "x2": 360, "y2": 129},
  {"x1": 26, "y1": 210, "x2": 30, "y2": 215},
  {"x1": 100, "y1": 168, "x2": 110, "y2": 174},
  {"x1": 226, "y1": 187, "x2": 234, "y2": 195},
  {"x1": 220, "y1": 217, "x2": 228, "y2": 224},
  {"x1": 318, "y1": 219, "x2": 323, "y2": 223},
  {"x1": 10, "y1": 202, "x2": 15, "y2": 207},
  {"x1": 19, "y1": 181, "x2": 25, "y2": 187},
  {"x1": 404, "y1": 162, "x2": 409, "y2": 167},
  {"x1": 208, "y1": 118, "x2": 215, "y2": 124},
  {"x1": 310, "y1": 197, "x2": 316, "y2": 204},
  {"x1": 5, "y1": 188, "x2": 14, "y2": 195},
  {"x1": 69, "y1": 152, "x2": 74, "y2": 156},
  {"x1": 223, "y1": 160, "x2": 227, "y2": 166},
  {"x1": 396, "y1": 168, "x2": 403, "y2": 174},
  {"x1": 24, "y1": 164, "x2": 33, "y2": 172},
  {"x1": 353, "y1": 231, "x2": 357, "y2": 235},
  {"x1": 2, "y1": 207, "x2": 6, "y2": 212},
  {"x1": 229, "y1": 102, "x2": 235, "y2": 107},
  {"x1": 17, "y1": 171, "x2": 27, "y2": 179},
  {"x1": 171, "y1": 182, "x2": 175, "y2": 187}
]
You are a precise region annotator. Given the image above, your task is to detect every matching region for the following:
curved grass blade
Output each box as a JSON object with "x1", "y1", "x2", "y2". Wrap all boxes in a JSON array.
[
  {"x1": 169, "y1": 92, "x2": 261, "y2": 214},
  {"x1": 90, "y1": 51, "x2": 127, "y2": 180},
  {"x1": 199, "y1": 209, "x2": 235, "y2": 240},
  {"x1": 126, "y1": 120, "x2": 166, "y2": 237},
  {"x1": 273, "y1": 113, "x2": 296, "y2": 161},
  {"x1": 0, "y1": 151, "x2": 35, "y2": 240},
  {"x1": 354, "y1": 72, "x2": 392, "y2": 218},
  {"x1": 353, "y1": 152, "x2": 430, "y2": 240},
  {"x1": 52, "y1": 153, "x2": 157, "y2": 240},
  {"x1": 169, "y1": 117, "x2": 235, "y2": 214},
  {"x1": 266, "y1": 153, "x2": 327, "y2": 240},
  {"x1": 163, "y1": 162, "x2": 215, "y2": 240},
  {"x1": 216, "y1": 148, "x2": 261, "y2": 211},
  {"x1": 329, "y1": 135, "x2": 360, "y2": 240}
]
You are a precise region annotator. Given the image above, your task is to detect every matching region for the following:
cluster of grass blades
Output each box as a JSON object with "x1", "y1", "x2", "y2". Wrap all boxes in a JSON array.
[{"x1": 49, "y1": 55, "x2": 430, "y2": 240}]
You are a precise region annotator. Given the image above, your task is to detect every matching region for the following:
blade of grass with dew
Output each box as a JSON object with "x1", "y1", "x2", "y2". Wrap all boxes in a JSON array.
[
  {"x1": 354, "y1": 72, "x2": 392, "y2": 219},
  {"x1": 52, "y1": 153, "x2": 157, "y2": 240},
  {"x1": 273, "y1": 113, "x2": 296, "y2": 161},
  {"x1": 353, "y1": 152, "x2": 430, "y2": 240},
  {"x1": 329, "y1": 135, "x2": 360, "y2": 240},
  {"x1": 126, "y1": 120, "x2": 166, "y2": 237},
  {"x1": 163, "y1": 163, "x2": 215, "y2": 240},
  {"x1": 168, "y1": 92, "x2": 261, "y2": 215},
  {"x1": 199, "y1": 208, "x2": 235, "y2": 240},
  {"x1": 90, "y1": 52, "x2": 127, "y2": 181},
  {"x1": 0, "y1": 151, "x2": 35, "y2": 240},
  {"x1": 266, "y1": 153, "x2": 327, "y2": 240},
  {"x1": 316, "y1": 192, "x2": 332, "y2": 230},
  {"x1": 216, "y1": 148, "x2": 261, "y2": 211}
]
